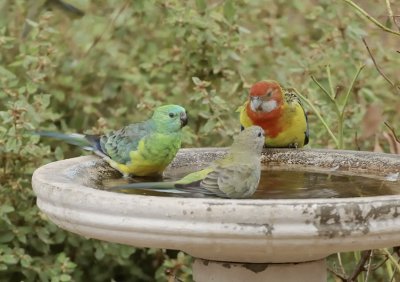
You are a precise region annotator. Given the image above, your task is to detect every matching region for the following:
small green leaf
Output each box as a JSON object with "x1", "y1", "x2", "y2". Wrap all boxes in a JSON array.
[
  {"x1": 2, "y1": 254, "x2": 18, "y2": 265},
  {"x1": 0, "y1": 66, "x2": 16, "y2": 79},
  {"x1": 192, "y1": 77, "x2": 202, "y2": 86},
  {"x1": 202, "y1": 118, "x2": 216, "y2": 133},
  {"x1": 27, "y1": 82, "x2": 38, "y2": 94},
  {"x1": 21, "y1": 256, "x2": 32, "y2": 267},
  {"x1": 59, "y1": 274, "x2": 71, "y2": 282},
  {"x1": 195, "y1": 0, "x2": 206, "y2": 13},
  {"x1": 0, "y1": 205, "x2": 14, "y2": 214},
  {"x1": 94, "y1": 246, "x2": 105, "y2": 260},
  {"x1": 0, "y1": 232, "x2": 15, "y2": 243},
  {"x1": 25, "y1": 18, "x2": 39, "y2": 28},
  {"x1": 120, "y1": 246, "x2": 135, "y2": 259},
  {"x1": 36, "y1": 227, "x2": 53, "y2": 244},
  {"x1": 54, "y1": 146, "x2": 64, "y2": 160},
  {"x1": 223, "y1": 0, "x2": 236, "y2": 22},
  {"x1": 385, "y1": 18, "x2": 392, "y2": 29},
  {"x1": 228, "y1": 51, "x2": 241, "y2": 61},
  {"x1": 17, "y1": 234, "x2": 27, "y2": 244}
]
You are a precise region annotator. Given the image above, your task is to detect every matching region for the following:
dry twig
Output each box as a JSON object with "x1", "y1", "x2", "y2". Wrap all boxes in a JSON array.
[
  {"x1": 328, "y1": 266, "x2": 347, "y2": 282},
  {"x1": 347, "y1": 250, "x2": 372, "y2": 282},
  {"x1": 354, "y1": 131, "x2": 361, "y2": 150},
  {"x1": 385, "y1": 0, "x2": 400, "y2": 31},
  {"x1": 362, "y1": 38, "x2": 400, "y2": 93},
  {"x1": 364, "y1": 250, "x2": 374, "y2": 282},
  {"x1": 342, "y1": 0, "x2": 400, "y2": 36},
  {"x1": 84, "y1": 0, "x2": 130, "y2": 57},
  {"x1": 384, "y1": 122, "x2": 400, "y2": 143}
]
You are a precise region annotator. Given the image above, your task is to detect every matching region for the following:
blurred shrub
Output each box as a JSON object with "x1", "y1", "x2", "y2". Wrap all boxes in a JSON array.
[{"x1": 0, "y1": 0, "x2": 399, "y2": 281}]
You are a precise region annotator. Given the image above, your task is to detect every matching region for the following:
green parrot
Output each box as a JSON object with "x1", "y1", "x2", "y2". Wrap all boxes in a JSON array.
[
  {"x1": 110, "y1": 126, "x2": 265, "y2": 198},
  {"x1": 37, "y1": 105, "x2": 188, "y2": 177}
]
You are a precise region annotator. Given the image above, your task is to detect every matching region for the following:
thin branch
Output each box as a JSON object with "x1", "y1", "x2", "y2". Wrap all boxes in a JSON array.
[
  {"x1": 335, "y1": 85, "x2": 344, "y2": 99},
  {"x1": 293, "y1": 88, "x2": 339, "y2": 147},
  {"x1": 383, "y1": 248, "x2": 400, "y2": 274},
  {"x1": 342, "y1": 0, "x2": 400, "y2": 36},
  {"x1": 337, "y1": 253, "x2": 347, "y2": 276},
  {"x1": 326, "y1": 65, "x2": 336, "y2": 99},
  {"x1": 389, "y1": 267, "x2": 397, "y2": 282},
  {"x1": 385, "y1": 0, "x2": 400, "y2": 31},
  {"x1": 338, "y1": 64, "x2": 364, "y2": 149},
  {"x1": 370, "y1": 258, "x2": 389, "y2": 271},
  {"x1": 384, "y1": 122, "x2": 400, "y2": 143},
  {"x1": 328, "y1": 266, "x2": 347, "y2": 281},
  {"x1": 84, "y1": 0, "x2": 130, "y2": 57},
  {"x1": 364, "y1": 250, "x2": 374, "y2": 282},
  {"x1": 362, "y1": 38, "x2": 400, "y2": 92},
  {"x1": 311, "y1": 75, "x2": 341, "y2": 114},
  {"x1": 341, "y1": 64, "x2": 365, "y2": 114},
  {"x1": 354, "y1": 131, "x2": 361, "y2": 150},
  {"x1": 311, "y1": 76, "x2": 334, "y2": 102},
  {"x1": 347, "y1": 250, "x2": 372, "y2": 282}
]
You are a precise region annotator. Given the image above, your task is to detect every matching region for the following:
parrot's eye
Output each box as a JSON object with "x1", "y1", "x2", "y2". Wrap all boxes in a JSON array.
[
  {"x1": 266, "y1": 91, "x2": 272, "y2": 97},
  {"x1": 169, "y1": 113, "x2": 175, "y2": 118},
  {"x1": 257, "y1": 132, "x2": 263, "y2": 137}
]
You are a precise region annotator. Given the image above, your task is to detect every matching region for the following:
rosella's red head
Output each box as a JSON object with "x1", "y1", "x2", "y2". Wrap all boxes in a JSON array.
[{"x1": 248, "y1": 80, "x2": 283, "y2": 113}]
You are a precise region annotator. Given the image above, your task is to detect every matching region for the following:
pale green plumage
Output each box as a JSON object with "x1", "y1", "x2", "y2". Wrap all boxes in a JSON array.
[
  {"x1": 36, "y1": 105, "x2": 188, "y2": 177},
  {"x1": 111, "y1": 126, "x2": 265, "y2": 198}
]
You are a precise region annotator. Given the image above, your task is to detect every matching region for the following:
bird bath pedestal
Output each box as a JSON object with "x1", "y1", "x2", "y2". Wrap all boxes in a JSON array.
[{"x1": 32, "y1": 149, "x2": 400, "y2": 282}]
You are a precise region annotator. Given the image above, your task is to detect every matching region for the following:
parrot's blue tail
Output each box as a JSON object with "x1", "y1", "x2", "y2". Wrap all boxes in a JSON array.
[
  {"x1": 35, "y1": 131, "x2": 110, "y2": 158},
  {"x1": 34, "y1": 131, "x2": 92, "y2": 149},
  {"x1": 110, "y1": 181, "x2": 180, "y2": 192},
  {"x1": 109, "y1": 181, "x2": 219, "y2": 197}
]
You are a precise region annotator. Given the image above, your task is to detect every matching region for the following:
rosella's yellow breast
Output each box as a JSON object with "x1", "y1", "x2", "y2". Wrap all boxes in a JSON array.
[{"x1": 240, "y1": 102, "x2": 308, "y2": 148}]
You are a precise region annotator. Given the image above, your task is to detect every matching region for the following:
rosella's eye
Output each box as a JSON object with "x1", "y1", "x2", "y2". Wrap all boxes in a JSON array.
[
  {"x1": 266, "y1": 91, "x2": 272, "y2": 97},
  {"x1": 258, "y1": 132, "x2": 262, "y2": 137},
  {"x1": 169, "y1": 113, "x2": 175, "y2": 118}
]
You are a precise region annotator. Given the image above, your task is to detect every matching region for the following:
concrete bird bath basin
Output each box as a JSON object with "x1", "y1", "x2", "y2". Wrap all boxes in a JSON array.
[{"x1": 32, "y1": 148, "x2": 400, "y2": 282}]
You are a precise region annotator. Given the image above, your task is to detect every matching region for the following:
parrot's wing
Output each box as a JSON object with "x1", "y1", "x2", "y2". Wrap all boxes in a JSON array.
[
  {"x1": 101, "y1": 120, "x2": 155, "y2": 164},
  {"x1": 284, "y1": 87, "x2": 309, "y2": 145},
  {"x1": 303, "y1": 111, "x2": 309, "y2": 145},
  {"x1": 200, "y1": 164, "x2": 257, "y2": 198},
  {"x1": 235, "y1": 104, "x2": 245, "y2": 113},
  {"x1": 283, "y1": 87, "x2": 302, "y2": 106}
]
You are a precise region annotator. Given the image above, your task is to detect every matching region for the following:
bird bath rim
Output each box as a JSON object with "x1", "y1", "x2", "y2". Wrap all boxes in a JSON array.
[{"x1": 32, "y1": 148, "x2": 400, "y2": 263}]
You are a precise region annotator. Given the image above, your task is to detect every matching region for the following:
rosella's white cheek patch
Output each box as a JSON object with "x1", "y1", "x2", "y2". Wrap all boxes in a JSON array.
[
  {"x1": 250, "y1": 98, "x2": 262, "y2": 112},
  {"x1": 261, "y1": 100, "x2": 278, "y2": 112}
]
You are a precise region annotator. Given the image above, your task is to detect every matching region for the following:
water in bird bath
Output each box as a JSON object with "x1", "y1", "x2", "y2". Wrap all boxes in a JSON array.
[{"x1": 100, "y1": 166, "x2": 400, "y2": 199}]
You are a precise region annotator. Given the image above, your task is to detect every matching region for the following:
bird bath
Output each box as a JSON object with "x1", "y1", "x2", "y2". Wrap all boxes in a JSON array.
[{"x1": 32, "y1": 148, "x2": 400, "y2": 282}]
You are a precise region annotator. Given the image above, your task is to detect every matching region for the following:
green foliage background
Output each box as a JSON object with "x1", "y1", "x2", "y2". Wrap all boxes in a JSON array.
[{"x1": 0, "y1": 0, "x2": 399, "y2": 281}]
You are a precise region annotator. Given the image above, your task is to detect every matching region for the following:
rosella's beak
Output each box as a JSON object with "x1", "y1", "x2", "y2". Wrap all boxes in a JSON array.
[
  {"x1": 180, "y1": 111, "x2": 188, "y2": 127},
  {"x1": 250, "y1": 96, "x2": 262, "y2": 112}
]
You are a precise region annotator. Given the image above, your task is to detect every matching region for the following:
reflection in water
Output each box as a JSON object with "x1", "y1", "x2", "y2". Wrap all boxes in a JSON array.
[
  {"x1": 253, "y1": 170, "x2": 399, "y2": 199},
  {"x1": 100, "y1": 167, "x2": 400, "y2": 199}
]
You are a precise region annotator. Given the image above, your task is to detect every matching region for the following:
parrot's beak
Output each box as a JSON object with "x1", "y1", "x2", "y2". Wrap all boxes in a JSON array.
[
  {"x1": 180, "y1": 111, "x2": 188, "y2": 128},
  {"x1": 250, "y1": 96, "x2": 262, "y2": 112}
]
